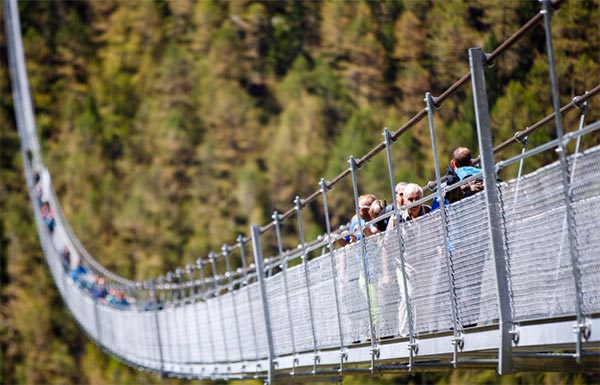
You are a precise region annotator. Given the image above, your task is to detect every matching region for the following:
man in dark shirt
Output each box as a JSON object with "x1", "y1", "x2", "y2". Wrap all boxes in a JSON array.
[{"x1": 445, "y1": 146, "x2": 483, "y2": 204}]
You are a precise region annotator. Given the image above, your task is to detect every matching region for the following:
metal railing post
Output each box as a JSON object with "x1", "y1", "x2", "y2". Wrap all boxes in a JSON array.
[
  {"x1": 348, "y1": 156, "x2": 379, "y2": 371},
  {"x1": 209, "y1": 252, "x2": 230, "y2": 366},
  {"x1": 165, "y1": 272, "x2": 176, "y2": 368},
  {"x1": 250, "y1": 225, "x2": 276, "y2": 385},
  {"x1": 541, "y1": 0, "x2": 586, "y2": 363},
  {"x1": 273, "y1": 211, "x2": 298, "y2": 374},
  {"x1": 151, "y1": 278, "x2": 165, "y2": 376},
  {"x1": 238, "y1": 235, "x2": 260, "y2": 362},
  {"x1": 197, "y1": 259, "x2": 216, "y2": 366},
  {"x1": 425, "y1": 93, "x2": 464, "y2": 366},
  {"x1": 319, "y1": 179, "x2": 347, "y2": 375},
  {"x1": 469, "y1": 46, "x2": 513, "y2": 375},
  {"x1": 294, "y1": 196, "x2": 320, "y2": 374},
  {"x1": 223, "y1": 244, "x2": 244, "y2": 363},
  {"x1": 383, "y1": 129, "x2": 417, "y2": 369}
]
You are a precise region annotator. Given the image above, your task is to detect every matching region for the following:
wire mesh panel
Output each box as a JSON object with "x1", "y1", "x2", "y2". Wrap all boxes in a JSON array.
[
  {"x1": 502, "y1": 158, "x2": 577, "y2": 321},
  {"x1": 574, "y1": 196, "x2": 600, "y2": 315},
  {"x1": 307, "y1": 249, "x2": 342, "y2": 349},
  {"x1": 235, "y1": 284, "x2": 261, "y2": 361},
  {"x1": 375, "y1": 230, "x2": 402, "y2": 339},
  {"x1": 220, "y1": 292, "x2": 242, "y2": 362},
  {"x1": 69, "y1": 283, "x2": 88, "y2": 328},
  {"x1": 247, "y1": 281, "x2": 269, "y2": 359},
  {"x1": 135, "y1": 309, "x2": 161, "y2": 364},
  {"x1": 120, "y1": 310, "x2": 141, "y2": 361},
  {"x1": 336, "y1": 243, "x2": 371, "y2": 343},
  {"x1": 168, "y1": 305, "x2": 185, "y2": 364},
  {"x1": 171, "y1": 304, "x2": 193, "y2": 364},
  {"x1": 183, "y1": 301, "x2": 201, "y2": 363},
  {"x1": 112, "y1": 308, "x2": 129, "y2": 357},
  {"x1": 157, "y1": 308, "x2": 175, "y2": 364},
  {"x1": 266, "y1": 272, "x2": 292, "y2": 356},
  {"x1": 446, "y1": 193, "x2": 498, "y2": 327},
  {"x1": 101, "y1": 304, "x2": 118, "y2": 355},
  {"x1": 206, "y1": 298, "x2": 227, "y2": 362},
  {"x1": 195, "y1": 299, "x2": 215, "y2": 362},
  {"x1": 363, "y1": 232, "x2": 397, "y2": 339},
  {"x1": 569, "y1": 146, "x2": 600, "y2": 315},
  {"x1": 402, "y1": 213, "x2": 453, "y2": 334},
  {"x1": 281, "y1": 262, "x2": 314, "y2": 353}
]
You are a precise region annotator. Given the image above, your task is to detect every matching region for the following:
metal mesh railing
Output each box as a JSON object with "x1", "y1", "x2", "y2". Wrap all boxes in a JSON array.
[{"x1": 19, "y1": 117, "x2": 600, "y2": 376}]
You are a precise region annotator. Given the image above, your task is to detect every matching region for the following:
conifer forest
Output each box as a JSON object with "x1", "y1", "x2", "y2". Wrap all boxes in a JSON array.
[{"x1": 1, "y1": 1, "x2": 599, "y2": 384}]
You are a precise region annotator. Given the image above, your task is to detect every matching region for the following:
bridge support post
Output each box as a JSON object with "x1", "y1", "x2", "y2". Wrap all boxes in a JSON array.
[
  {"x1": 273, "y1": 212, "x2": 299, "y2": 375},
  {"x1": 382, "y1": 129, "x2": 417, "y2": 370},
  {"x1": 425, "y1": 93, "x2": 464, "y2": 367},
  {"x1": 349, "y1": 156, "x2": 379, "y2": 372},
  {"x1": 165, "y1": 272, "x2": 177, "y2": 368},
  {"x1": 469, "y1": 47, "x2": 513, "y2": 375},
  {"x1": 251, "y1": 225, "x2": 276, "y2": 385},
  {"x1": 541, "y1": 0, "x2": 586, "y2": 364},
  {"x1": 238, "y1": 235, "x2": 261, "y2": 362},
  {"x1": 319, "y1": 179, "x2": 347, "y2": 376},
  {"x1": 294, "y1": 196, "x2": 321, "y2": 374},
  {"x1": 209, "y1": 253, "x2": 230, "y2": 366},
  {"x1": 223, "y1": 244, "x2": 245, "y2": 364},
  {"x1": 150, "y1": 279, "x2": 165, "y2": 377}
]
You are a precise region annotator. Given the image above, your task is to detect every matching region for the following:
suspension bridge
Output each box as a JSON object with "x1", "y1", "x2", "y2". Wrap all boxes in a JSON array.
[{"x1": 5, "y1": 0, "x2": 600, "y2": 382}]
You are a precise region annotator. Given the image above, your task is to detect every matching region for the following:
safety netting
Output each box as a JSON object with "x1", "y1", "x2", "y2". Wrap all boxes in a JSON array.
[{"x1": 30, "y1": 144, "x2": 600, "y2": 368}]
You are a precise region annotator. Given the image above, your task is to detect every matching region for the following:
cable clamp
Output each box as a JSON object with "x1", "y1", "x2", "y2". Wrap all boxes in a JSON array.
[
  {"x1": 514, "y1": 131, "x2": 528, "y2": 146},
  {"x1": 452, "y1": 333, "x2": 465, "y2": 350},
  {"x1": 383, "y1": 127, "x2": 397, "y2": 144},
  {"x1": 370, "y1": 344, "x2": 381, "y2": 359},
  {"x1": 319, "y1": 178, "x2": 331, "y2": 192},
  {"x1": 574, "y1": 319, "x2": 592, "y2": 341},
  {"x1": 408, "y1": 340, "x2": 419, "y2": 355},
  {"x1": 425, "y1": 93, "x2": 440, "y2": 111},
  {"x1": 572, "y1": 95, "x2": 589, "y2": 111},
  {"x1": 484, "y1": 52, "x2": 496, "y2": 68},
  {"x1": 294, "y1": 195, "x2": 304, "y2": 209},
  {"x1": 509, "y1": 325, "x2": 520, "y2": 345}
]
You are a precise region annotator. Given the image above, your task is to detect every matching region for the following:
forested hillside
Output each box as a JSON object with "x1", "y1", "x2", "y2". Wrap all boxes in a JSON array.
[{"x1": 1, "y1": 1, "x2": 599, "y2": 384}]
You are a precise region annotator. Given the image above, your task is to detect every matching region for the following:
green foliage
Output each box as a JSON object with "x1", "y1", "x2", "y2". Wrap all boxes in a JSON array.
[{"x1": 1, "y1": 0, "x2": 599, "y2": 383}]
